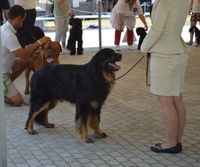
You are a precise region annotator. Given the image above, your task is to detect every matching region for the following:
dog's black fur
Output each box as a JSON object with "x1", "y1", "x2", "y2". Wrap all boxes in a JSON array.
[
  {"x1": 25, "y1": 48, "x2": 122, "y2": 143},
  {"x1": 136, "y1": 27, "x2": 147, "y2": 50},
  {"x1": 189, "y1": 25, "x2": 200, "y2": 45},
  {"x1": 66, "y1": 18, "x2": 83, "y2": 55},
  {"x1": 33, "y1": 26, "x2": 45, "y2": 40}
]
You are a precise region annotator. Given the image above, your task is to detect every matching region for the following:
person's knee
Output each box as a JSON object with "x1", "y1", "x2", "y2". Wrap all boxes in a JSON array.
[{"x1": 5, "y1": 94, "x2": 24, "y2": 106}]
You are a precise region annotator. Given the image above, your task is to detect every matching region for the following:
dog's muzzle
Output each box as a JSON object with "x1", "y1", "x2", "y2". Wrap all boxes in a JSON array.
[{"x1": 107, "y1": 53, "x2": 122, "y2": 71}]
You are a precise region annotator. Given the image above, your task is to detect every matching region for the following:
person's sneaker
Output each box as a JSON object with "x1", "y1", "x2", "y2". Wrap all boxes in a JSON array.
[
  {"x1": 128, "y1": 45, "x2": 135, "y2": 50},
  {"x1": 115, "y1": 45, "x2": 121, "y2": 51}
]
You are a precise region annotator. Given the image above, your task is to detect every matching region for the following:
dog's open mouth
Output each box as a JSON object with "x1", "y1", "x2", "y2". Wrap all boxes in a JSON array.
[
  {"x1": 106, "y1": 53, "x2": 122, "y2": 71},
  {"x1": 47, "y1": 57, "x2": 54, "y2": 63},
  {"x1": 107, "y1": 62, "x2": 121, "y2": 71}
]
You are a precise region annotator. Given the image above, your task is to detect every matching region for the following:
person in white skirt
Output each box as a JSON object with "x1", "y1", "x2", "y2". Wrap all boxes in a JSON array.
[
  {"x1": 110, "y1": 0, "x2": 148, "y2": 51},
  {"x1": 141, "y1": 0, "x2": 191, "y2": 153},
  {"x1": 187, "y1": 0, "x2": 200, "y2": 46}
]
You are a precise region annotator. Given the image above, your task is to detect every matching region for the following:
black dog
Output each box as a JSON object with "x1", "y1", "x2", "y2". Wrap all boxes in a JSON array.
[
  {"x1": 66, "y1": 18, "x2": 83, "y2": 55},
  {"x1": 136, "y1": 27, "x2": 147, "y2": 50},
  {"x1": 33, "y1": 26, "x2": 45, "y2": 40},
  {"x1": 25, "y1": 48, "x2": 122, "y2": 143},
  {"x1": 189, "y1": 25, "x2": 200, "y2": 45}
]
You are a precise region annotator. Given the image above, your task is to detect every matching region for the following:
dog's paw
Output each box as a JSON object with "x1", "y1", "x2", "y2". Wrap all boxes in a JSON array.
[
  {"x1": 93, "y1": 132, "x2": 107, "y2": 138},
  {"x1": 70, "y1": 52, "x2": 76, "y2": 55},
  {"x1": 100, "y1": 132, "x2": 107, "y2": 138},
  {"x1": 27, "y1": 129, "x2": 37, "y2": 134},
  {"x1": 80, "y1": 135, "x2": 94, "y2": 143},
  {"x1": 85, "y1": 137, "x2": 94, "y2": 143},
  {"x1": 45, "y1": 123, "x2": 55, "y2": 128}
]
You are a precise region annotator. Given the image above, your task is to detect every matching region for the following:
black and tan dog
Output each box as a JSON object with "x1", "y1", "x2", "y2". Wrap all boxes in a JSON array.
[
  {"x1": 25, "y1": 48, "x2": 122, "y2": 143},
  {"x1": 66, "y1": 17, "x2": 83, "y2": 55}
]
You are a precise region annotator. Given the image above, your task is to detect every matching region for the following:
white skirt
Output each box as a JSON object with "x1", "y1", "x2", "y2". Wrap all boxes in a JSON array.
[{"x1": 149, "y1": 53, "x2": 188, "y2": 96}]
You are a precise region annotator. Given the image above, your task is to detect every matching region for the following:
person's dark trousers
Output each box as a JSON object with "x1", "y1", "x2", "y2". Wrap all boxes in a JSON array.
[{"x1": 16, "y1": 8, "x2": 37, "y2": 48}]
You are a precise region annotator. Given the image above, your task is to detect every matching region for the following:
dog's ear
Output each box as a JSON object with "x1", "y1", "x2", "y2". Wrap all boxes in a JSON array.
[
  {"x1": 54, "y1": 41, "x2": 62, "y2": 52},
  {"x1": 69, "y1": 18, "x2": 74, "y2": 26}
]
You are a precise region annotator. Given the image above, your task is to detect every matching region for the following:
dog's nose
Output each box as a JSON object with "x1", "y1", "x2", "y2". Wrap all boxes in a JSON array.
[{"x1": 115, "y1": 53, "x2": 122, "y2": 61}]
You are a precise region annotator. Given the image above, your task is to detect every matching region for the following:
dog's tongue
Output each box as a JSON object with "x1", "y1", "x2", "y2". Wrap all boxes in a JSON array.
[
  {"x1": 109, "y1": 63, "x2": 121, "y2": 70},
  {"x1": 47, "y1": 58, "x2": 54, "y2": 63}
]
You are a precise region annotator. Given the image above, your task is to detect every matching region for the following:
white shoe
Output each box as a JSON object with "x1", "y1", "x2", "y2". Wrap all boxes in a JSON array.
[
  {"x1": 128, "y1": 45, "x2": 135, "y2": 50},
  {"x1": 115, "y1": 45, "x2": 121, "y2": 51}
]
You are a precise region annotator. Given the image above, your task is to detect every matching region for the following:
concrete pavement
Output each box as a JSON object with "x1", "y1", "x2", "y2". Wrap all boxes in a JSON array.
[{"x1": 4, "y1": 23, "x2": 200, "y2": 167}]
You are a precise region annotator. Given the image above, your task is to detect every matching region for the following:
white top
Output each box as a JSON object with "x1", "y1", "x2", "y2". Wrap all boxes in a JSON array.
[
  {"x1": 110, "y1": 0, "x2": 143, "y2": 29},
  {"x1": 14, "y1": 0, "x2": 36, "y2": 9},
  {"x1": 0, "y1": 22, "x2": 21, "y2": 74},
  {"x1": 192, "y1": 0, "x2": 200, "y2": 13},
  {"x1": 141, "y1": 0, "x2": 190, "y2": 55}
]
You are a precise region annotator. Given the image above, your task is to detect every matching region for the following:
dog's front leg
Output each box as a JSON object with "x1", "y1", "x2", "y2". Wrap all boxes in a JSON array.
[
  {"x1": 24, "y1": 68, "x2": 31, "y2": 94},
  {"x1": 89, "y1": 114, "x2": 107, "y2": 138}
]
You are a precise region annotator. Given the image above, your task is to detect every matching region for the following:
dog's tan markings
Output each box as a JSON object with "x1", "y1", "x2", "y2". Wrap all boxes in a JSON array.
[
  {"x1": 89, "y1": 115, "x2": 107, "y2": 138},
  {"x1": 27, "y1": 102, "x2": 50, "y2": 134},
  {"x1": 75, "y1": 118, "x2": 82, "y2": 134},
  {"x1": 81, "y1": 124, "x2": 93, "y2": 143},
  {"x1": 102, "y1": 71, "x2": 115, "y2": 83},
  {"x1": 76, "y1": 117, "x2": 93, "y2": 143},
  {"x1": 43, "y1": 110, "x2": 55, "y2": 128},
  {"x1": 90, "y1": 100, "x2": 98, "y2": 109}
]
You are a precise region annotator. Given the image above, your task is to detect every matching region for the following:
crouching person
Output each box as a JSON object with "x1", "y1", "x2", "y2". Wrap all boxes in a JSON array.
[{"x1": 1, "y1": 5, "x2": 51, "y2": 106}]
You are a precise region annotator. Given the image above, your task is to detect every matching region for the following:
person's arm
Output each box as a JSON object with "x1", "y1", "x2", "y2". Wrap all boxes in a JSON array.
[
  {"x1": 136, "y1": 0, "x2": 148, "y2": 30},
  {"x1": 141, "y1": 1, "x2": 169, "y2": 53},
  {"x1": 12, "y1": 37, "x2": 51, "y2": 61},
  {"x1": 189, "y1": 0, "x2": 194, "y2": 15},
  {"x1": 138, "y1": 14, "x2": 148, "y2": 30}
]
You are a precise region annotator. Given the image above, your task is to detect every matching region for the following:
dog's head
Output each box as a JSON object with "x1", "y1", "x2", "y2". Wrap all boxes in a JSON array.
[
  {"x1": 90, "y1": 48, "x2": 122, "y2": 83},
  {"x1": 69, "y1": 18, "x2": 82, "y2": 29},
  {"x1": 44, "y1": 41, "x2": 62, "y2": 64},
  {"x1": 136, "y1": 27, "x2": 147, "y2": 36}
]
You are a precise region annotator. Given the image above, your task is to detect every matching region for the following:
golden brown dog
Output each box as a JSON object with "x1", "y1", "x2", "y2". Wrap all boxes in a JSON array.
[{"x1": 24, "y1": 41, "x2": 61, "y2": 94}]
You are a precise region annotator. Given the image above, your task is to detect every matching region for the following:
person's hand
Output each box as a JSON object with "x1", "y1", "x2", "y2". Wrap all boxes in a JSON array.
[
  {"x1": 68, "y1": 11, "x2": 74, "y2": 17},
  {"x1": 39, "y1": 37, "x2": 51, "y2": 45}
]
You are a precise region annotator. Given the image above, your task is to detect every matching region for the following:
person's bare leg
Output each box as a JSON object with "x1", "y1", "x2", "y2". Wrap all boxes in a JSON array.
[
  {"x1": 158, "y1": 96, "x2": 178, "y2": 148},
  {"x1": 174, "y1": 94, "x2": 187, "y2": 143},
  {"x1": 5, "y1": 93, "x2": 24, "y2": 106},
  {"x1": 10, "y1": 60, "x2": 27, "y2": 81}
]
